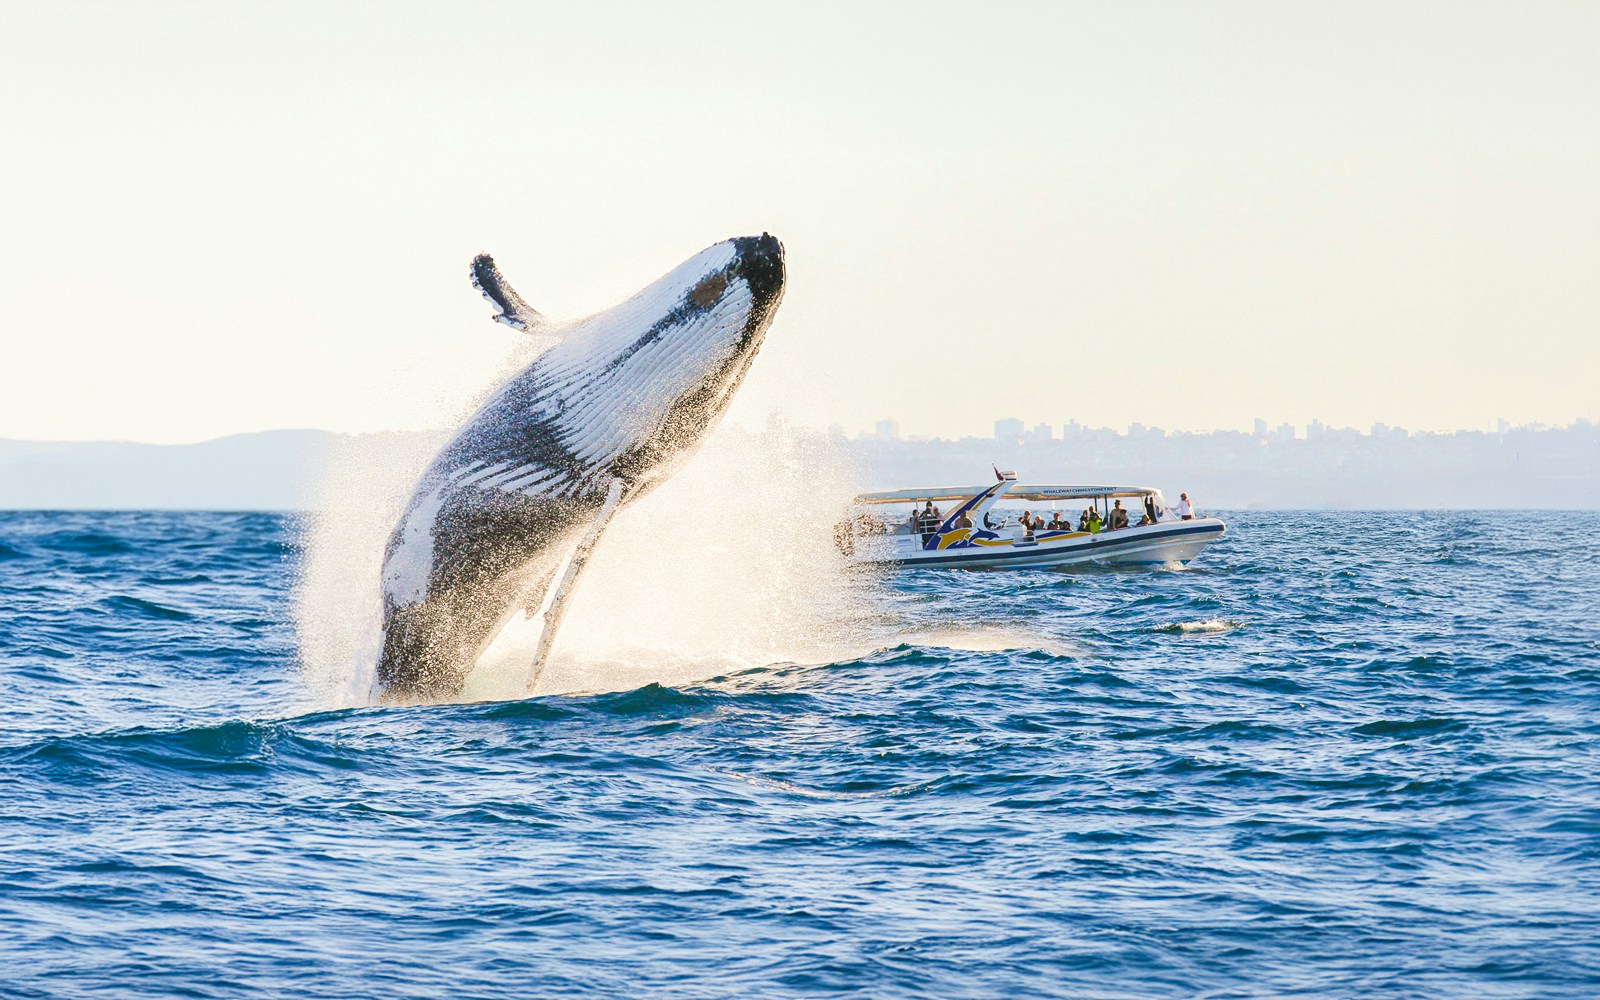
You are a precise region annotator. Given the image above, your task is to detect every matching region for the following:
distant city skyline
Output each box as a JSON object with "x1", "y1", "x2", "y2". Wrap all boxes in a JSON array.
[
  {"x1": 5, "y1": 410, "x2": 1594, "y2": 448},
  {"x1": 847, "y1": 414, "x2": 1599, "y2": 444},
  {"x1": 844, "y1": 415, "x2": 1600, "y2": 509}
]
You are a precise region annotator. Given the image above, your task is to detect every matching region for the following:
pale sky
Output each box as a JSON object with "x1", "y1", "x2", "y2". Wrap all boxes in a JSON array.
[{"x1": 2, "y1": 1, "x2": 1595, "y2": 443}]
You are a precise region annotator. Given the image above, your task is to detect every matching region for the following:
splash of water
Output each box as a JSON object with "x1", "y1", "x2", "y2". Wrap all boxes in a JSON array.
[
  {"x1": 293, "y1": 336, "x2": 549, "y2": 709},
  {"x1": 293, "y1": 401, "x2": 881, "y2": 708},
  {"x1": 468, "y1": 423, "x2": 878, "y2": 699},
  {"x1": 292, "y1": 429, "x2": 443, "y2": 709}
]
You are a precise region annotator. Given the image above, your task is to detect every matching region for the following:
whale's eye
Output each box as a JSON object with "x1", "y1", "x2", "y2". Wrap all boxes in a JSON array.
[{"x1": 689, "y1": 273, "x2": 728, "y2": 309}]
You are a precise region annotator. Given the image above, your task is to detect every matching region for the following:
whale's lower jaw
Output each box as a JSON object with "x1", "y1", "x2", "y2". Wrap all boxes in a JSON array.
[
  {"x1": 375, "y1": 492, "x2": 592, "y2": 701},
  {"x1": 376, "y1": 573, "x2": 521, "y2": 701},
  {"x1": 376, "y1": 597, "x2": 480, "y2": 701},
  {"x1": 376, "y1": 552, "x2": 565, "y2": 701}
]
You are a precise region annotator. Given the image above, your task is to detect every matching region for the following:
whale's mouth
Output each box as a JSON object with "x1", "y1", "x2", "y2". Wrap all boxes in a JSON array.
[{"x1": 719, "y1": 233, "x2": 785, "y2": 378}]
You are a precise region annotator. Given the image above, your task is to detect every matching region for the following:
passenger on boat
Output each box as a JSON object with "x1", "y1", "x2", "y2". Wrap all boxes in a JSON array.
[
  {"x1": 955, "y1": 510, "x2": 973, "y2": 530},
  {"x1": 1020, "y1": 511, "x2": 1035, "y2": 541},
  {"x1": 1143, "y1": 495, "x2": 1159, "y2": 524},
  {"x1": 1047, "y1": 512, "x2": 1066, "y2": 531},
  {"x1": 1077, "y1": 509, "x2": 1092, "y2": 532},
  {"x1": 1175, "y1": 493, "x2": 1194, "y2": 520},
  {"x1": 1086, "y1": 508, "x2": 1103, "y2": 534},
  {"x1": 1109, "y1": 500, "x2": 1129, "y2": 530}
]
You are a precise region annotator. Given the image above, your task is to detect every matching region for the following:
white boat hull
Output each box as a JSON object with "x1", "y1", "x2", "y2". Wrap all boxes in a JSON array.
[{"x1": 854, "y1": 518, "x2": 1226, "y2": 570}]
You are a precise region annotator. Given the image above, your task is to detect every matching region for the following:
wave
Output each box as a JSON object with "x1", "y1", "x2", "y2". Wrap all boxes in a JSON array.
[
  {"x1": 37, "y1": 531, "x2": 135, "y2": 555},
  {"x1": 1351, "y1": 717, "x2": 1470, "y2": 738},
  {"x1": 1154, "y1": 618, "x2": 1242, "y2": 634},
  {"x1": 97, "y1": 595, "x2": 194, "y2": 622},
  {"x1": 1, "y1": 719, "x2": 342, "y2": 776}
]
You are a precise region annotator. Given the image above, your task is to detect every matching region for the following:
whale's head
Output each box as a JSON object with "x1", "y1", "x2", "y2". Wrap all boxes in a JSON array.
[{"x1": 527, "y1": 233, "x2": 786, "y2": 498}]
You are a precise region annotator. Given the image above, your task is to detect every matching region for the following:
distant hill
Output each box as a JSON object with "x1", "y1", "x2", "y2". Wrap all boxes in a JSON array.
[
  {"x1": 2, "y1": 424, "x2": 1596, "y2": 510},
  {"x1": 0, "y1": 431, "x2": 342, "y2": 510}
]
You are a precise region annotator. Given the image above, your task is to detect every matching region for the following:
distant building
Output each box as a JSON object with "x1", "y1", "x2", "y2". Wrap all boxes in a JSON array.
[
  {"x1": 1061, "y1": 419, "x2": 1083, "y2": 439},
  {"x1": 1275, "y1": 422, "x2": 1296, "y2": 442},
  {"x1": 994, "y1": 417, "x2": 1024, "y2": 443},
  {"x1": 874, "y1": 418, "x2": 901, "y2": 441},
  {"x1": 1027, "y1": 422, "x2": 1054, "y2": 445},
  {"x1": 1253, "y1": 417, "x2": 1269, "y2": 437}
]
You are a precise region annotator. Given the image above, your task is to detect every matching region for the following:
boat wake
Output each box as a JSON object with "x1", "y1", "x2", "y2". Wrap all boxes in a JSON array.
[{"x1": 895, "y1": 626, "x2": 1078, "y2": 658}]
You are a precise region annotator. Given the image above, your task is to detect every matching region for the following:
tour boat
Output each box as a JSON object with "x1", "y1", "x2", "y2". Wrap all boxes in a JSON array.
[{"x1": 838, "y1": 473, "x2": 1225, "y2": 570}]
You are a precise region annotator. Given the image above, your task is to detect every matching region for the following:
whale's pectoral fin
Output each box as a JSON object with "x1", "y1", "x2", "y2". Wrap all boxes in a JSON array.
[
  {"x1": 526, "y1": 477, "x2": 626, "y2": 691},
  {"x1": 471, "y1": 253, "x2": 547, "y2": 333}
]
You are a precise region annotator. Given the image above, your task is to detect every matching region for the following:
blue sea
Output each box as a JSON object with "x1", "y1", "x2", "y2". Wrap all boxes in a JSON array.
[{"x1": 2, "y1": 509, "x2": 1599, "y2": 998}]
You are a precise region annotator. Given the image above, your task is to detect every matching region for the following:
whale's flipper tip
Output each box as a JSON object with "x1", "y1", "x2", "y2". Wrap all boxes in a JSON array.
[{"x1": 470, "y1": 253, "x2": 544, "y2": 333}]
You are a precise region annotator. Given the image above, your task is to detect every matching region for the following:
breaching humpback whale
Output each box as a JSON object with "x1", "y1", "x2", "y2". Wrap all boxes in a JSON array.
[{"x1": 377, "y1": 235, "x2": 785, "y2": 700}]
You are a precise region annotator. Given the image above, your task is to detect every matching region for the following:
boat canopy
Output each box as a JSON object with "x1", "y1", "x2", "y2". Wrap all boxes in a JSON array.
[{"x1": 854, "y1": 484, "x2": 1162, "y2": 505}]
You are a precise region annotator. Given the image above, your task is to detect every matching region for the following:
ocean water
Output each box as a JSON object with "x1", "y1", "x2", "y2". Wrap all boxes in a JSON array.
[{"x1": 2, "y1": 508, "x2": 1598, "y2": 998}]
